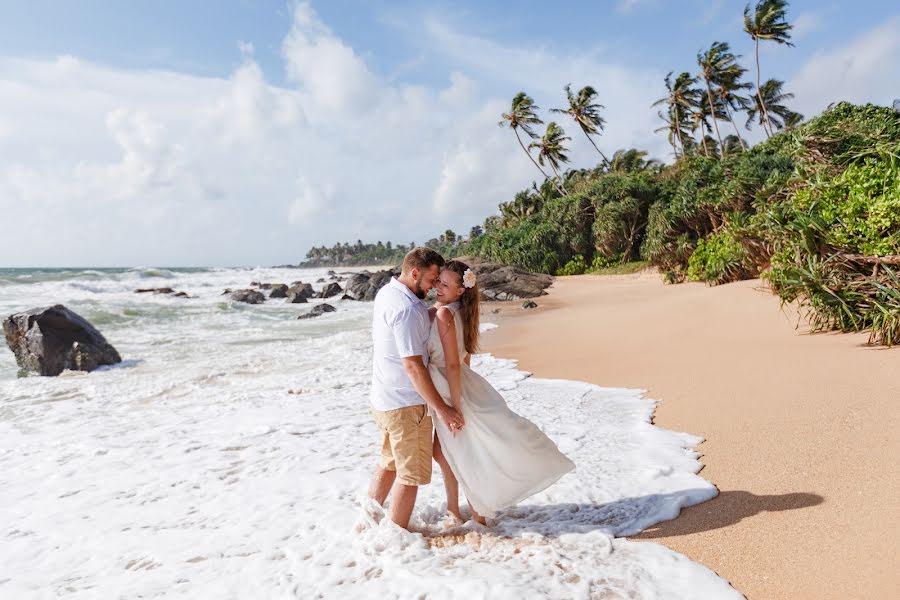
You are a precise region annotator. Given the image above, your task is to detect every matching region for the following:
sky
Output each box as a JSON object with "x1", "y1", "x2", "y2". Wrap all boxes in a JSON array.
[{"x1": 1, "y1": 0, "x2": 898, "y2": 267}]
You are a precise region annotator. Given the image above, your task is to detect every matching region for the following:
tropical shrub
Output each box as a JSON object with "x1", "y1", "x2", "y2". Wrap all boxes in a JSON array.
[{"x1": 557, "y1": 255, "x2": 587, "y2": 276}]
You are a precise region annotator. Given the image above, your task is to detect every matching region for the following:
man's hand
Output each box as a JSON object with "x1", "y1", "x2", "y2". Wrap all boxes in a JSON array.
[
  {"x1": 401, "y1": 356, "x2": 466, "y2": 433},
  {"x1": 437, "y1": 404, "x2": 465, "y2": 433}
]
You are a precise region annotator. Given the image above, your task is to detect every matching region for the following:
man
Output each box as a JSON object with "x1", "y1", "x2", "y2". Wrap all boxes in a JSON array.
[{"x1": 367, "y1": 247, "x2": 466, "y2": 529}]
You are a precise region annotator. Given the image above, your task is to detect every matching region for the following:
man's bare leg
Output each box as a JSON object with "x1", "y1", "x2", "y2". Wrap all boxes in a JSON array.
[
  {"x1": 433, "y1": 436, "x2": 462, "y2": 521},
  {"x1": 390, "y1": 483, "x2": 418, "y2": 529},
  {"x1": 369, "y1": 466, "x2": 396, "y2": 506}
]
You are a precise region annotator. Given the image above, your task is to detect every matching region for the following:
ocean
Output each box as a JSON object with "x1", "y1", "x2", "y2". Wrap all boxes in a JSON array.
[{"x1": 0, "y1": 267, "x2": 740, "y2": 598}]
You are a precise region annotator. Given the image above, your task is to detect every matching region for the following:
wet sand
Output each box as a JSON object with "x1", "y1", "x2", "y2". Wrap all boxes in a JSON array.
[{"x1": 482, "y1": 272, "x2": 900, "y2": 599}]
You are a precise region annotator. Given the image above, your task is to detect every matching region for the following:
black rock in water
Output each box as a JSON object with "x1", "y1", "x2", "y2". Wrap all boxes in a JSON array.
[
  {"x1": 286, "y1": 283, "x2": 314, "y2": 303},
  {"x1": 297, "y1": 303, "x2": 337, "y2": 319},
  {"x1": 345, "y1": 268, "x2": 399, "y2": 301},
  {"x1": 3, "y1": 305, "x2": 122, "y2": 376},
  {"x1": 230, "y1": 289, "x2": 266, "y2": 304},
  {"x1": 269, "y1": 284, "x2": 289, "y2": 298},
  {"x1": 319, "y1": 282, "x2": 343, "y2": 299},
  {"x1": 522, "y1": 300, "x2": 538, "y2": 309}
]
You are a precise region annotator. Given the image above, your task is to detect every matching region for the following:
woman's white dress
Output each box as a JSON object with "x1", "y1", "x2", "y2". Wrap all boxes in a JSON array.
[{"x1": 427, "y1": 303, "x2": 575, "y2": 517}]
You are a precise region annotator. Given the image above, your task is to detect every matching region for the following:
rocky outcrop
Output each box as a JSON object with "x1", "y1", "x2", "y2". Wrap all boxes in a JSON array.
[
  {"x1": 297, "y1": 303, "x2": 336, "y2": 319},
  {"x1": 268, "y1": 284, "x2": 289, "y2": 299},
  {"x1": 3, "y1": 305, "x2": 122, "y2": 376},
  {"x1": 460, "y1": 259, "x2": 554, "y2": 301},
  {"x1": 522, "y1": 300, "x2": 538, "y2": 309},
  {"x1": 230, "y1": 289, "x2": 266, "y2": 304},
  {"x1": 301, "y1": 261, "x2": 553, "y2": 303},
  {"x1": 319, "y1": 282, "x2": 343, "y2": 299},
  {"x1": 345, "y1": 268, "x2": 399, "y2": 301},
  {"x1": 286, "y1": 283, "x2": 314, "y2": 304}
]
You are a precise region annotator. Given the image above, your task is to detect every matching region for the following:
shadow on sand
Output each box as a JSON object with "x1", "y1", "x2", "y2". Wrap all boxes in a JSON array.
[
  {"x1": 473, "y1": 490, "x2": 825, "y2": 540},
  {"x1": 635, "y1": 490, "x2": 824, "y2": 539}
]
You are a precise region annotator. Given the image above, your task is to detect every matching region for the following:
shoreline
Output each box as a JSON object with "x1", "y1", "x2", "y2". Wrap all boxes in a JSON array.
[{"x1": 481, "y1": 272, "x2": 900, "y2": 600}]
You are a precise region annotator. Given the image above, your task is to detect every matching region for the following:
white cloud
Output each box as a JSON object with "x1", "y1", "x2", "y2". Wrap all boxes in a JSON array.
[
  {"x1": 789, "y1": 17, "x2": 900, "y2": 117},
  {"x1": 4, "y1": 2, "x2": 893, "y2": 267},
  {"x1": 792, "y1": 12, "x2": 824, "y2": 39},
  {"x1": 0, "y1": 3, "x2": 539, "y2": 266}
]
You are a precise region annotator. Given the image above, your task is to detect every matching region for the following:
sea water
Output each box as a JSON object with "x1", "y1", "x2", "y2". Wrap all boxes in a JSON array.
[{"x1": 0, "y1": 267, "x2": 741, "y2": 599}]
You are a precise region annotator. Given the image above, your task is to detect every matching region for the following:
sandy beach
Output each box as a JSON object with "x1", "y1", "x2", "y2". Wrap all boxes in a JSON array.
[{"x1": 483, "y1": 272, "x2": 900, "y2": 600}]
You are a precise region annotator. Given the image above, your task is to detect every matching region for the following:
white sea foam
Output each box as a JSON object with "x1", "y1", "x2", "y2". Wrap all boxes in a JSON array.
[{"x1": 0, "y1": 267, "x2": 741, "y2": 599}]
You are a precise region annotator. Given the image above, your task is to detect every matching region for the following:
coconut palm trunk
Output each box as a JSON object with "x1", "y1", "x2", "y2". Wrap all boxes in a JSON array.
[
  {"x1": 674, "y1": 105, "x2": 686, "y2": 156},
  {"x1": 582, "y1": 131, "x2": 610, "y2": 166},
  {"x1": 754, "y1": 39, "x2": 773, "y2": 137},
  {"x1": 515, "y1": 128, "x2": 553, "y2": 182},
  {"x1": 724, "y1": 104, "x2": 748, "y2": 150},
  {"x1": 548, "y1": 163, "x2": 567, "y2": 195},
  {"x1": 703, "y1": 80, "x2": 725, "y2": 155}
]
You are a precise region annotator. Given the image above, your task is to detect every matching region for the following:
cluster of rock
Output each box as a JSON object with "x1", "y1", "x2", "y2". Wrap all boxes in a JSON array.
[
  {"x1": 223, "y1": 280, "x2": 334, "y2": 305},
  {"x1": 135, "y1": 287, "x2": 190, "y2": 298},
  {"x1": 458, "y1": 258, "x2": 554, "y2": 301},
  {"x1": 338, "y1": 259, "x2": 553, "y2": 303},
  {"x1": 2, "y1": 305, "x2": 122, "y2": 376}
]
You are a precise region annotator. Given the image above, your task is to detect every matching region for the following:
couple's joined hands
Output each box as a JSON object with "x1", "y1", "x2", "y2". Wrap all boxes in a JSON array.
[{"x1": 438, "y1": 405, "x2": 465, "y2": 434}]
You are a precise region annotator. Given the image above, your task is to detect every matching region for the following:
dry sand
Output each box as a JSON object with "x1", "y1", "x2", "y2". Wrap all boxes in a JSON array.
[{"x1": 482, "y1": 272, "x2": 900, "y2": 600}]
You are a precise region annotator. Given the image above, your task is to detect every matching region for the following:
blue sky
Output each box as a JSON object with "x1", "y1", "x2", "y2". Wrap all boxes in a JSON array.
[{"x1": 1, "y1": 1, "x2": 898, "y2": 266}]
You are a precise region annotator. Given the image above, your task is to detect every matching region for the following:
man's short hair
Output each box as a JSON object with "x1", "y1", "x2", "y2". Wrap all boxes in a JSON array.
[{"x1": 402, "y1": 247, "x2": 445, "y2": 275}]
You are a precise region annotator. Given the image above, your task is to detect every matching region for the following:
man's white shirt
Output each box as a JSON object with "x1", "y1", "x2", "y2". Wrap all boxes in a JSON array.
[{"x1": 370, "y1": 277, "x2": 431, "y2": 411}]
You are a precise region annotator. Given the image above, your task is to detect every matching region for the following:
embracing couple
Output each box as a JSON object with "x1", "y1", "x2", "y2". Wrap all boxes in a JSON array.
[{"x1": 367, "y1": 247, "x2": 574, "y2": 529}]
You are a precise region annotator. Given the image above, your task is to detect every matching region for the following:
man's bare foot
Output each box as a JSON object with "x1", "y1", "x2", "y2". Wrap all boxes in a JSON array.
[{"x1": 473, "y1": 515, "x2": 487, "y2": 526}]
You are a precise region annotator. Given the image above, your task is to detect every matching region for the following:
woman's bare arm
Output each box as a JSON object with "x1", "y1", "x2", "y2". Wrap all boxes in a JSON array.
[
  {"x1": 464, "y1": 353, "x2": 471, "y2": 367},
  {"x1": 436, "y1": 307, "x2": 463, "y2": 411}
]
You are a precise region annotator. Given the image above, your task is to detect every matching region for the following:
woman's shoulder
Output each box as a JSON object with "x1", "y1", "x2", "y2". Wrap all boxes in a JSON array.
[{"x1": 435, "y1": 305, "x2": 455, "y2": 322}]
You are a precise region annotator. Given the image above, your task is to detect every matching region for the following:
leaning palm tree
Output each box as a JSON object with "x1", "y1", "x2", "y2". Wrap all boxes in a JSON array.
[
  {"x1": 551, "y1": 84, "x2": 610, "y2": 166},
  {"x1": 745, "y1": 79, "x2": 802, "y2": 133},
  {"x1": 697, "y1": 41, "x2": 741, "y2": 156},
  {"x1": 691, "y1": 92, "x2": 720, "y2": 157},
  {"x1": 715, "y1": 66, "x2": 753, "y2": 150},
  {"x1": 498, "y1": 92, "x2": 553, "y2": 181},
  {"x1": 608, "y1": 148, "x2": 660, "y2": 173},
  {"x1": 655, "y1": 110, "x2": 680, "y2": 158},
  {"x1": 744, "y1": 0, "x2": 794, "y2": 136},
  {"x1": 652, "y1": 71, "x2": 701, "y2": 158},
  {"x1": 529, "y1": 122, "x2": 571, "y2": 195}
]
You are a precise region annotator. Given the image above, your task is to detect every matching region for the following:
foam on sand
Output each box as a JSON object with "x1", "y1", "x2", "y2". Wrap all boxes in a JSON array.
[{"x1": 0, "y1": 269, "x2": 740, "y2": 598}]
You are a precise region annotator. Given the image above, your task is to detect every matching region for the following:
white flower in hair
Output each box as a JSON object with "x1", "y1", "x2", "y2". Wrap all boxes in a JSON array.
[{"x1": 462, "y1": 268, "x2": 477, "y2": 288}]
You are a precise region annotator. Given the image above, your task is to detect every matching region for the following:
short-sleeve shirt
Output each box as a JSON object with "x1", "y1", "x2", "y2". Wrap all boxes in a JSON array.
[{"x1": 370, "y1": 277, "x2": 431, "y2": 411}]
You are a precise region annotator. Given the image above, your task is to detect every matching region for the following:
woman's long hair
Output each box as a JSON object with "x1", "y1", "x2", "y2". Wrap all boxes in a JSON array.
[{"x1": 443, "y1": 260, "x2": 480, "y2": 355}]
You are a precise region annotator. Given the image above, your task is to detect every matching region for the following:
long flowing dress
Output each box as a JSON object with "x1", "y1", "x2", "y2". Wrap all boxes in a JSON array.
[{"x1": 427, "y1": 302, "x2": 575, "y2": 517}]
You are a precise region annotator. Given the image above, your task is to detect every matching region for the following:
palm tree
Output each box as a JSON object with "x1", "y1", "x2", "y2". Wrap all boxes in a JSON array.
[
  {"x1": 499, "y1": 92, "x2": 552, "y2": 182},
  {"x1": 652, "y1": 71, "x2": 701, "y2": 158},
  {"x1": 744, "y1": 0, "x2": 794, "y2": 136},
  {"x1": 655, "y1": 110, "x2": 680, "y2": 158},
  {"x1": 715, "y1": 66, "x2": 753, "y2": 151},
  {"x1": 746, "y1": 79, "x2": 802, "y2": 132},
  {"x1": 551, "y1": 84, "x2": 610, "y2": 166},
  {"x1": 529, "y1": 122, "x2": 571, "y2": 195},
  {"x1": 723, "y1": 135, "x2": 744, "y2": 155},
  {"x1": 691, "y1": 93, "x2": 715, "y2": 157},
  {"x1": 608, "y1": 148, "x2": 661, "y2": 173},
  {"x1": 697, "y1": 41, "x2": 741, "y2": 156}
]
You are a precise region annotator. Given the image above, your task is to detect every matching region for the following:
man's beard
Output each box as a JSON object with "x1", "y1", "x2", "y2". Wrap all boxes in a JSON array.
[{"x1": 412, "y1": 278, "x2": 427, "y2": 299}]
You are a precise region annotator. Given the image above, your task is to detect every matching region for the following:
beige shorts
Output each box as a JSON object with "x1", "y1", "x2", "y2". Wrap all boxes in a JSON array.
[{"x1": 371, "y1": 404, "x2": 433, "y2": 486}]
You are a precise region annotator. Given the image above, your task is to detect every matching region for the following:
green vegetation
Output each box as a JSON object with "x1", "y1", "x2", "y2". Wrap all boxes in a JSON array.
[{"x1": 304, "y1": 1, "x2": 899, "y2": 346}]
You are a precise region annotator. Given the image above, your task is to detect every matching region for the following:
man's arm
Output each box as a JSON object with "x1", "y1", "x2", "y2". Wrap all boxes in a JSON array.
[{"x1": 401, "y1": 356, "x2": 465, "y2": 430}]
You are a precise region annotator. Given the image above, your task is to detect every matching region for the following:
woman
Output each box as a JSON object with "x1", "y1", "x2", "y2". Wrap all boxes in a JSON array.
[{"x1": 427, "y1": 260, "x2": 575, "y2": 524}]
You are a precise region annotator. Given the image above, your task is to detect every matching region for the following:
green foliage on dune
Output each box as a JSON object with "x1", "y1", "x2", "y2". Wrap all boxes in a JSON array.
[{"x1": 465, "y1": 102, "x2": 900, "y2": 345}]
